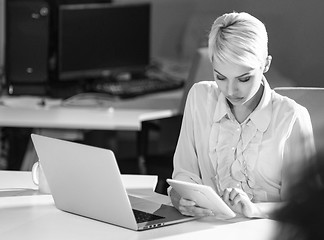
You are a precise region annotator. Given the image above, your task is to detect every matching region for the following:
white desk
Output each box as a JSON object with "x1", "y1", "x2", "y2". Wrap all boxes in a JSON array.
[
  {"x1": 0, "y1": 91, "x2": 182, "y2": 171},
  {"x1": 0, "y1": 90, "x2": 182, "y2": 131},
  {"x1": 0, "y1": 171, "x2": 278, "y2": 240}
]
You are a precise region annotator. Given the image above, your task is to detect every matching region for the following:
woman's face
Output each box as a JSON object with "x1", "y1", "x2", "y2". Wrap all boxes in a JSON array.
[{"x1": 213, "y1": 59, "x2": 265, "y2": 107}]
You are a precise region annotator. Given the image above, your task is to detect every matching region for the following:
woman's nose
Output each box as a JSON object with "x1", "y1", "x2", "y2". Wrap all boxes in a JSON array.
[{"x1": 227, "y1": 80, "x2": 236, "y2": 96}]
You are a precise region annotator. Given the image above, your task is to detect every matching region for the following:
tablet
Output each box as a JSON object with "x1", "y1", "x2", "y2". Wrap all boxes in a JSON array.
[{"x1": 167, "y1": 179, "x2": 236, "y2": 219}]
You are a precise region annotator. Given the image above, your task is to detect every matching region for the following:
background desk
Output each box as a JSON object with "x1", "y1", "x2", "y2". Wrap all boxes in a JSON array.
[
  {"x1": 0, "y1": 170, "x2": 278, "y2": 240},
  {"x1": 0, "y1": 90, "x2": 182, "y2": 130},
  {"x1": 0, "y1": 90, "x2": 182, "y2": 171}
]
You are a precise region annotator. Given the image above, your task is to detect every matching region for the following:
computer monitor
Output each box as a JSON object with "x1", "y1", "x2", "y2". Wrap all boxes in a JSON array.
[{"x1": 57, "y1": 2, "x2": 151, "y2": 82}]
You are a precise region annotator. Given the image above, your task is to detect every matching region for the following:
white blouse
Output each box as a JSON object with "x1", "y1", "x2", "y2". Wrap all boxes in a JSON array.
[{"x1": 172, "y1": 78, "x2": 315, "y2": 202}]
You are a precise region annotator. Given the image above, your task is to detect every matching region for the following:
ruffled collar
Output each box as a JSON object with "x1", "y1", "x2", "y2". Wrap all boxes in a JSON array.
[{"x1": 209, "y1": 77, "x2": 273, "y2": 201}]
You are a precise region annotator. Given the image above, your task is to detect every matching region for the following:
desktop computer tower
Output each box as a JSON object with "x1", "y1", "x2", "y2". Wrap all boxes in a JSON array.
[
  {"x1": 4, "y1": 0, "x2": 113, "y2": 96},
  {"x1": 5, "y1": 0, "x2": 50, "y2": 95}
]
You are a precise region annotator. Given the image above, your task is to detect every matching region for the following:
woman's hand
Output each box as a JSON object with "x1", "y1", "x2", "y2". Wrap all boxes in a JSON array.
[
  {"x1": 222, "y1": 187, "x2": 261, "y2": 218},
  {"x1": 169, "y1": 188, "x2": 214, "y2": 217}
]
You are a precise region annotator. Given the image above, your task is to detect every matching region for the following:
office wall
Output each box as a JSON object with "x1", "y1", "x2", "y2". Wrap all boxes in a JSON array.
[
  {"x1": 116, "y1": 0, "x2": 196, "y2": 61},
  {"x1": 191, "y1": 0, "x2": 324, "y2": 87},
  {"x1": 117, "y1": 0, "x2": 324, "y2": 87},
  {"x1": 147, "y1": 0, "x2": 324, "y2": 87}
]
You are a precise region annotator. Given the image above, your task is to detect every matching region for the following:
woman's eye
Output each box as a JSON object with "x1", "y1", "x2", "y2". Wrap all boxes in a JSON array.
[
  {"x1": 239, "y1": 76, "x2": 251, "y2": 82},
  {"x1": 216, "y1": 75, "x2": 226, "y2": 81}
]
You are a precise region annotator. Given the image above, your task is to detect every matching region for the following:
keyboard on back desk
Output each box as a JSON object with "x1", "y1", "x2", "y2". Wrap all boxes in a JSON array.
[{"x1": 90, "y1": 77, "x2": 184, "y2": 99}]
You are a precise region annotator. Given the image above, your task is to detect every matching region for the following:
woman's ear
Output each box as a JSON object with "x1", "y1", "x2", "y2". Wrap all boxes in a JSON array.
[{"x1": 263, "y1": 55, "x2": 272, "y2": 73}]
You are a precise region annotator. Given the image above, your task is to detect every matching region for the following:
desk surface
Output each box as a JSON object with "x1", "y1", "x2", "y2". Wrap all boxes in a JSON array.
[
  {"x1": 0, "y1": 90, "x2": 182, "y2": 131},
  {"x1": 0, "y1": 171, "x2": 278, "y2": 240}
]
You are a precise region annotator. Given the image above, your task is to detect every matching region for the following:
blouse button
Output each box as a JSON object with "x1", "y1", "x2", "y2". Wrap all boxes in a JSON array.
[{"x1": 231, "y1": 147, "x2": 235, "y2": 151}]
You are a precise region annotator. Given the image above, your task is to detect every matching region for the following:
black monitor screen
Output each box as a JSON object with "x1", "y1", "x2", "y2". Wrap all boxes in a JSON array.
[{"x1": 58, "y1": 3, "x2": 150, "y2": 81}]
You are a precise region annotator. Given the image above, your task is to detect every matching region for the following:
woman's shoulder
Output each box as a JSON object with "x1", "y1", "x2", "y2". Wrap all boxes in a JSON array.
[
  {"x1": 271, "y1": 90, "x2": 309, "y2": 117},
  {"x1": 189, "y1": 81, "x2": 220, "y2": 101},
  {"x1": 192, "y1": 80, "x2": 217, "y2": 88},
  {"x1": 190, "y1": 81, "x2": 219, "y2": 95},
  {"x1": 185, "y1": 81, "x2": 220, "y2": 112}
]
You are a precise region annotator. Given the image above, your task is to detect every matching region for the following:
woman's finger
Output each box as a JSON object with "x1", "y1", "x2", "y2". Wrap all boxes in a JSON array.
[{"x1": 179, "y1": 197, "x2": 196, "y2": 207}]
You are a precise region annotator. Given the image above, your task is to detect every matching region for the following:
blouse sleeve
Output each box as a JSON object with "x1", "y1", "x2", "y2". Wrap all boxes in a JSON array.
[
  {"x1": 172, "y1": 85, "x2": 203, "y2": 185},
  {"x1": 280, "y1": 105, "x2": 316, "y2": 200}
]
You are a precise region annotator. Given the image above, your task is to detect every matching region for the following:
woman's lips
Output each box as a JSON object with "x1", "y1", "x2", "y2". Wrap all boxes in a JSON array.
[{"x1": 227, "y1": 96, "x2": 244, "y2": 103}]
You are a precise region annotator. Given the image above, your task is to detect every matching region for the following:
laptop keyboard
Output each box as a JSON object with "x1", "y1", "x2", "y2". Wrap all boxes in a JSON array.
[{"x1": 132, "y1": 209, "x2": 165, "y2": 223}]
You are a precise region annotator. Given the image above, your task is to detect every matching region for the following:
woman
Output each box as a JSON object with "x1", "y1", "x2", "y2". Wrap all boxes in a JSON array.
[{"x1": 169, "y1": 12, "x2": 315, "y2": 218}]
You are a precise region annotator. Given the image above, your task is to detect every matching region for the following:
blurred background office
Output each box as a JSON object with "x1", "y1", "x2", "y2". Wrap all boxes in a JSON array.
[{"x1": 0, "y1": 0, "x2": 324, "y2": 191}]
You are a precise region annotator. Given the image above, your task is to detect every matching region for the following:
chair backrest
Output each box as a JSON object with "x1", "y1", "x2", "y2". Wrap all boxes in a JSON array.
[
  {"x1": 179, "y1": 47, "x2": 214, "y2": 114},
  {"x1": 274, "y1": 87, "x2": 324, "y2": 152}
]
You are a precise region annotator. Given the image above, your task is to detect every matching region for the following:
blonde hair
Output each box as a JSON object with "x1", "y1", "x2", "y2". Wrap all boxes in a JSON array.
[{"x1": 208, "y1": 12, "x2": 268, "y2": 68}]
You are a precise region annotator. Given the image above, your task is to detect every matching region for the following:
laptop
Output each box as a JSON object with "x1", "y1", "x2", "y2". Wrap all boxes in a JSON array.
[{"x1": 31, "y1": 134, "x2": 196, "y2": 231}]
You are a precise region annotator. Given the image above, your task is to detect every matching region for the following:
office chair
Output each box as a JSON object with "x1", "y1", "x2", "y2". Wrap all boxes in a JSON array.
[
  {"x1": 274, "y1": 87, "x2": 324, "y2": 154},
  {"x1": 140, "y1": 47, "x2": 213, "y2": 194}
]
